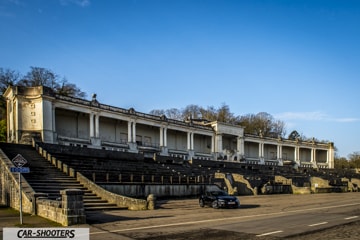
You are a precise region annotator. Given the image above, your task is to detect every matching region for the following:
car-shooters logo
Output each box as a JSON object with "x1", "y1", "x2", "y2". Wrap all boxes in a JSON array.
[{"x1": 3, "y1": 228, "x2": 89, "y2": 240}]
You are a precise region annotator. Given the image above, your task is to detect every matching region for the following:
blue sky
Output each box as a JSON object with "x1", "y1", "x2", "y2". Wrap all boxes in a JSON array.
[{"x1": 1, "y1": 0, "x2": 359, "y2": 158}]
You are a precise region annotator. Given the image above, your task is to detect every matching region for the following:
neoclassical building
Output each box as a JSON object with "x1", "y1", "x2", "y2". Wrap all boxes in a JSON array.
[{"x1": 3, "y1": 86, "x2": 334, "y2": 168}]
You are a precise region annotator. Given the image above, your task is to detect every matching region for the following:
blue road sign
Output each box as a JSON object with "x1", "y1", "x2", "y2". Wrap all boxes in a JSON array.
[{"x1": 10, "y1": 167, "x2": 30, "y2": 173}]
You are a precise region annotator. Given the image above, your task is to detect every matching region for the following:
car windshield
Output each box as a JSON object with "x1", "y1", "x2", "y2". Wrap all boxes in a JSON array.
[{"x1": 210, "y1": 191, "x2": 228, "y2": 196}]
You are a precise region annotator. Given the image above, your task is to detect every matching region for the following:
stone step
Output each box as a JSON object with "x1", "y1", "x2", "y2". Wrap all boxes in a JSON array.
[
  {"x1": 83, "y1": 199, "x2": 108, "y2": 204},
  {"x1": 84, "y1": 203, "x2": 125, "y2": 211},
  {"x1": 83, "y1": 196, "x2": 102, "y2": 200},
  {"x1": 27, "y1": 178, "x2": 78, "y2": 181},
  {"x1": 85, "y1": 206, "x2": 126, "y2": 211},
  {"x1": 32, "y1": 188, "x2": 88, "y2": 193},
  {"x1": 0, "y1": 143, "x2": 126, "y2": 212},
  {"x1": 29, "y1": 182, "x2": 83, "y2": 187}
]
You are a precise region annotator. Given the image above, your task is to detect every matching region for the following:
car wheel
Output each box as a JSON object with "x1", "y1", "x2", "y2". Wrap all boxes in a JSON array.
[
  {"x1": 212, "y1": 200, "x2": 219, "y2": 209},
  {"x1": 199, "y1": 199, "x2": 205, "y2": 207}
]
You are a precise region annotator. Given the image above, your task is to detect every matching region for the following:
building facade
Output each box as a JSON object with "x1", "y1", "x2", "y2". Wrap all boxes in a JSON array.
[{"x1": 3, "y1": 86, "x2": 334, "y2": 168}]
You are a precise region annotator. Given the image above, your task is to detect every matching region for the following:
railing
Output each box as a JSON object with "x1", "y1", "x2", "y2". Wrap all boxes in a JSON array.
[
  {"x1": 91, "y1": 172, "x2": 213, "y2": 185},
  {"x1": 56, "y1": 95, "x2": 213, "y2": 131}
]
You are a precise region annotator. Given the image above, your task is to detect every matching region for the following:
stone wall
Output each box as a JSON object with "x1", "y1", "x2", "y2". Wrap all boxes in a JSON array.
[
  {"x1": 291, "y1": 186, "x2": 311, "y2": 194},
  {"x1": 77, "y1": 172, "x2": 148, "y2": 210},
  {"x1": 100, "y1": 183, "x2": 212, "y2": 198},
  {"x1": 350, "y1": 178, "x2": 360, "y2": 191},
  {"x1": 35, "y1": 189, "x2": 85, "y2": 226},
  {"x1": 232, "y1": 174, "x2": 256, "y2": 195},
  {"x1": 0, "y1": 150, "x2": 33, "y2": 213}
]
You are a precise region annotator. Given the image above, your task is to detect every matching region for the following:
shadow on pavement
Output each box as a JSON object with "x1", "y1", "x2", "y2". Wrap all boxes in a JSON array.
[
  {"x1": 239, "y1": 204, "x2": 261, "y2": 209},
  {"x1": 86, "y1": 211, "x2": 174, "y2": 224}
]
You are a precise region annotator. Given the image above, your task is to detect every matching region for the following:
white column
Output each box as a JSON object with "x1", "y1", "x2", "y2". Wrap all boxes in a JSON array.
[
  {"x1": 258, "y1": 142, "x2": 263, "y2": 158},
  {"x1": 211, "y1": 135, "x2": 215, "y2": 152},
  {"x1": 95, "y1": 114, "x2": 100, "y2": 138},
  {"x1": 237, "y1": 137, "x2": 244, "y2": 156},
  {"x1": 164, "y1": 128, "x2": 167, "y2": 147},
  {"x1": 187, "y1": 132, "x2": 191, "y2": 150},
  {"x1": 214, "y1": 134, "x2": 223, "y2": 153},
  {"x1": 14, "y1": 101, "x2": 19, "y2": 143},
  {"x1": 89, "y1": 113, "x2": 94, "y2": 138},
  {"x1": 311, "y1": 148, "x2": 315, "y2": 162},
  {"x1": 159, "y1": 127, "x2": 164, "y2": 146},
  {"x1": 328, "y1": 146, "x2": 335, "y2": 168},
  {"x1": 52, "y1": 107, "x2": 56, "y2": 141},
  {"x1": 191, "y1": 132, "x2": 193, "y2": 150},
  {"x1": 127, "y1": 121, "x2": 132, "y2": 142},
  {"x1": 132, "y1": 122, "x2": 136, "y2": 143},
  {"x1": 277, "y1": 144, "x2": 282, "y2": 159}
]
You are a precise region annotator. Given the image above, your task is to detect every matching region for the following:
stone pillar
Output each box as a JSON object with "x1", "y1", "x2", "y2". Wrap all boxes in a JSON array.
[
  {"x1": 237, "y1": 136, "x2": 244, "y2": 160},
  {"x1": 147, "y1": 194, "x2": 156, "y2": 210},
  {"x1": 89, "y1": 113, "x2": 94, "y2": 138},
  {"x1": 187, "y1": 132, "x2": 195, "y2": 159},
  {"x1": 211, "y1": 135, "x2": 215, "y2": 153},
  {"x1": 52, "y1": 107, "x2": 56, "y2": 131},
  {"x1": 187, "y1": 132, "x2": 192, "y2": 150},
  {"x1": 31, "y1": 193, "x2": 48, "y2": 215},
  {"x1": 127, "y1": 121, "x2": 132, "y2": 142},
  {"x1": 259, "y1": 142, "x2": 265, "y2": 164},
  {"x1": 328, "y1": 143, "x2": 335, "y2": 168},
  {"x1": 160, "y1": 127, "x2": 168, "y2": 155},
  {"x1": 90, "y1": 113, "x2": 101, "y2": 146},
  {"x1": 14, "y1": 101, "x2": 19, "y2": 143},
  {"x1": 164, "y1": 128, "x2": 167, "y2": 146},
  {"x1": 311, "y1": 148, "x2": 318, "y2": 168},
  {"x1": 61, "y1": 189, "x2": 86, "y2": 226},
  {"x1": 311, "y1": 148, "x2": 315, "y2": 163},
  {"x1": 191, "y1": 133, "x2": 194, "y2": 150},
  {"x1": 215, "y1": 134, "x2": 223, "y2": 154},
  {"x1": 132, "y1": 122, "x2": 136, "y2": 143},
  {"x1": 159, "y1": 127, "x2": 164, "y2": 147},
  {"x1": 258, "y1": 142, "x2": 264, "y2": 158},
  {"x1": 127, "y1": 121, "x2": 138, "y2": 152},
  {"x1": 95, "y1": 114, "x2": 100, "y2": 138},
  {"x1": 295, "y1": 146, "x2": 300, "y2": 166}
]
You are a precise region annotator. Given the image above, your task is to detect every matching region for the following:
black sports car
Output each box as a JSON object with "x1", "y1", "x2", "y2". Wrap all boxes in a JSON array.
[{"x1": 199, "y1": 190, "x2": 240, "y2": 209}]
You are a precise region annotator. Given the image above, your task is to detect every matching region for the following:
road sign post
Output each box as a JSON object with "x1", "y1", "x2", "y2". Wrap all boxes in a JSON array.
[
  {"x1": 10, "y1": 154, "x2": 29, "y2": 225},
  {"x1": 19, "y1": 173, "x2": 22, "y2": 224}
]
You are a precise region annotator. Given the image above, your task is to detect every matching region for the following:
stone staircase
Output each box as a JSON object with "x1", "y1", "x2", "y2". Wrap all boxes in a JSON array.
[{"x1": 0, "y1": 143, "x2": 124, "y2": 212}]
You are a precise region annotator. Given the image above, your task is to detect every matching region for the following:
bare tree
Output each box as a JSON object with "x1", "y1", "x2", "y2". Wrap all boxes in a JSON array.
[
  {"x1": 0, "y1": 68, "x2": 21, "y2": 94},
  {"x1": 238, "y1": 112, "x2": 286, "y2": 137},
  {"x1": 216, "y1": 103, "x2": 236, "y2": 123},
  {"x1": 165, "y1": 108, "x2": 183, "y2": 120},
  {"x1": 149, "y1": 105, "x2": 286, "y2": 138},
  {"x1": 10, "y1": 67, "x2": 87, "y2": 98},
  {"x1": 149, "y1": 109, "x2": 166, "y2": 116},
  {"x1": 199, "y1": 106, "x2": 217, "y2": 121},
  {"x1": 18, "y1": 67, "x2": 59, "y2": 88},
  {"x1": 56, "y1": 78, "x2": 86, "y2": 98},
  {"x1": 182, "y1": 104, "x2": 203, "y2": 120}
]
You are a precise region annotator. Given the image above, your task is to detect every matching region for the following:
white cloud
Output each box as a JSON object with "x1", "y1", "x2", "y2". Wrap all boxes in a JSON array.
[
  {"x1": 274, "y1": 111, "x2": 327, "y2": 121},
  {"x1": 274, "y1": 111, "x2": 360, "y2": 123},
  {"x1": 6, "y1": 0, "x2": 24, "y2": 5},
  {"x1": 333, "y1": 118, "x2": 360, "y2": 123},
  {"x1": 60, "y1": 0, "x2": 90, "y2": 7}
]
